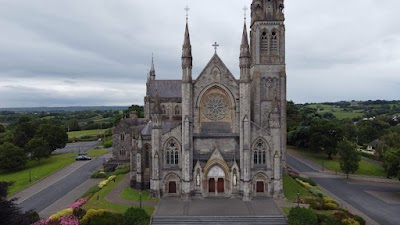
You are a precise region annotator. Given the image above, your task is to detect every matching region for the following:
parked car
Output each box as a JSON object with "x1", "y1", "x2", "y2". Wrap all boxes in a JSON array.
[{"x1": 76, "y1": 155, "x2": 92, "y2": 161}]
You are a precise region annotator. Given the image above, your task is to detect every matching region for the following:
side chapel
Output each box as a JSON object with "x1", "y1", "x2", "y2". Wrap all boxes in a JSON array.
[{"x1": 113, "y1": 0, "x2": 287, "y2": 201}]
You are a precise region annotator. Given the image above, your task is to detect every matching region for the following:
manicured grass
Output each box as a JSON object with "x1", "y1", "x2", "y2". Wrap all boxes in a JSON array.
[
  {"x1": 283, "y1": 174, "x2": 314, "y2": 202},
  {"x1": 83, "y1": 174, "x2": 155, "y2": 215},
  {"x1": 0, "y1": 150, "x2": 108, "y2": 196},
  {"x1": 0, "y1": 153, "x2": 76, "y2": 196},
  {"x1": 293, "y1": 148, "x2": 387, "y2": 177},
  {"x1": 68, "y1": 129, "x2": 108, "y2": 139},
  {"x1": 87, "y1": 149, "x2": 109, "y2": 157},
  {"x1": 119, "y1": 187, "x2": 157, "y2": 202}
]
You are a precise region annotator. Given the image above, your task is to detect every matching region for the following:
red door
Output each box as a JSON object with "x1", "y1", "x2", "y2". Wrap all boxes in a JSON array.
[
  {"x1": 217, "y1": 178, "x2": 224, "y2": 193},
  {"x1": 209, "y1": 178, "x2": 215, "y2": 192},
  {"x1": 169, "y1": 181, "x2": 176, "y2": 193},
  {"x1": 256, "y1": 181, "x2": 264, "y2": 193}
]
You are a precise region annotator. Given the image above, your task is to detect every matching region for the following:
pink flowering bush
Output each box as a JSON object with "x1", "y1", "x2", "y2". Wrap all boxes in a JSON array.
[
  {"x1": 59, "y1": 214, "x2": 79, "y2": 225},
  {"x1": 68, "y1": 197, "x2": 89, "y2": 209},
  {"x1": 31, "y1": 218, "x2": 59, "y2": 225}
]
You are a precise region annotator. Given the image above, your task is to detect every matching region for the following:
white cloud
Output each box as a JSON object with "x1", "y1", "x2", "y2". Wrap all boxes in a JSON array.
[{"x1": 0, "y1": 0, "x2": 399, "y2": 107}]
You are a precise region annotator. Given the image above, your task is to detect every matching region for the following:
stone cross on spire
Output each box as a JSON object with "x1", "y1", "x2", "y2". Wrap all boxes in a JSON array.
[
  {"x1": 184, "y1": 6, "x2": 190, "y2": 22},
  {"x1": 243, "y1": 6, "x2": 248, "y2": 21},
  {"x1": 212, "y1": 42, "x2": 219, "y2": 54}
]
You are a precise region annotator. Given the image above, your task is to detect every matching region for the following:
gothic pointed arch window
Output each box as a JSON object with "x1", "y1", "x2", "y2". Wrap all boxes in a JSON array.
[
  {"x1": 174, "y1": 105, "x2": 181, "y2": 115},
  {"x1": 120, "y1": 147, "x2": 127, "y2": 156},
  {"x1": 253, "y1": 139, "x2": 268, "y2": 165},
  {"x1": 260, "y1": 30, "x2": 268, "y2": 56},
  {"x1": 161, "y1": 105, "x2": 166, "y2": 115},
  {"x1": 144, "y1": 144, "x2": 151, "y2": 168},
  {"x1": 165, "y1": 139, "x2": 180, "y2": 165},
  {"x1": 271, "y1": 31, "x2": 278, "y2": 54},
  {"x1": 120, "y1": 133, "x2": 125, "y2": 141}
]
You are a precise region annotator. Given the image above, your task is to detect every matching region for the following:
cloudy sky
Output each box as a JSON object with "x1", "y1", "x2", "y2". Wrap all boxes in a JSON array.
[{"x1": 0, "y1": 0, "x2": 399, "y2": 108}]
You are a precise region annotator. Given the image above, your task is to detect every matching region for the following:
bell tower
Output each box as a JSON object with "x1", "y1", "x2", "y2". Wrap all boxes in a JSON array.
[{"x1": 249, "y1": 0, "x2": 286, "y2": 198}]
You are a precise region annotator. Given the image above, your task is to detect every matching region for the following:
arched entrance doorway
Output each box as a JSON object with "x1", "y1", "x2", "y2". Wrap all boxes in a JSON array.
[{"x1": 207, "y1": 165, "x2": 225, "y2": 196}]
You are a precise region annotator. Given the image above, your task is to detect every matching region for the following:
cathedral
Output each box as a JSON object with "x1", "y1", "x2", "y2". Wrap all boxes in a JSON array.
[{"x1": 113, "y1": 0, "x2": 287, "y2": 201}]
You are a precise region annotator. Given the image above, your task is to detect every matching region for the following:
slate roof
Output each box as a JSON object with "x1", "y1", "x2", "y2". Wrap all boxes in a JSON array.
[
  {"x1": 141, "y1": 121, "x2": 181, "y2": 136},
  {"x1": 148, "y1": 80, "x2": 182, "y2": 98}
]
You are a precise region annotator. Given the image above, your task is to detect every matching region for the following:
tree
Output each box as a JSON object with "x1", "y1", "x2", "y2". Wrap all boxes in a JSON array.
[
  {"x1": 0, "y1": 124, "x2": 5, "y2": 133},
  {"x1": 287, "y1": 101, "x2": 302, "y2": 132},
  {"x1": 12, "y1": 117, "x2": 37, "y2": 149},
  {"x1": 356, "y1": 119, "x2": 390, "y2": 145},
  {"x1": 36, "y1": 124, "x2": 68, "y2": 152},
  {"x1": 25, "y1": 138, "x2": 51, "y2": 161},
  {"x1": 287, "y1": 206, "x2": 317, "y2": 225},
  {"x1": 0, "y1": 181, "x2": 35, "y2": 225},
  {"x1": 338, "y1": 139, "x2": 360, "y2": 178},
  {"x1": 123, "y1": 207, "x2": 150, "y2": 225},
  {"x1": 0, "y1": 142, "x2": 28, "y2": 170},
  {"x1": 382, "y1": 148, "x2": 400, "y2": 180},
  {"x1": 309, "y1": 119, "x2": 343, "y2": 159}
]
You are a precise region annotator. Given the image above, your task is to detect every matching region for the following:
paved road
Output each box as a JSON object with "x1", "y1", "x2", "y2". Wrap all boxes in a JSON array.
[
  {"x1": 18, "y1": 154, "x2": 107, "y2": 213},
  {"x1": 53, "y1": 141, "x2": 101, "y2": 154},
  {"x1": 287, "y1": 154, "x2": 400, "y2": 225}
]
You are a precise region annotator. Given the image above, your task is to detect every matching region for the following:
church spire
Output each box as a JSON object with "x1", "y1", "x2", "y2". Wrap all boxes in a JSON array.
[
  {"x1": 149, "y1": 54, "x2": 156, "y2": 81},
  {"x1": 240, "y1": 21, "x2": 250, "y2": 58},
  {"x1": 182, "y1": 7, "x2": 193, "y2": 82}
]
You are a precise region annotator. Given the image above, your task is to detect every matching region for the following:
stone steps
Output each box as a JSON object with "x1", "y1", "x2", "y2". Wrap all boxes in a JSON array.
[{"x1": 151, "y1": 215, "x2": 288, "y2": 225}]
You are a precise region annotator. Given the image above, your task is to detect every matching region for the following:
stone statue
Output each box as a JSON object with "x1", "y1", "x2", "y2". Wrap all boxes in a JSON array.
[
  {"x1": 233, "y1": 173, "x2": 237, "y2": 186},
  {"x1": 196, "y1": 174, "x2": 200, "y2": 186}
]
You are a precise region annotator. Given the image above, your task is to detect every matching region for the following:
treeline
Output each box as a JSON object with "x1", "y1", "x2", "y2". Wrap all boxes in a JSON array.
[
  {"x1": 0, "y1": 117, "x2": 68, "y2": 170},
  {"x1": 288, "y1": 101, "x2": 400, "y2": 179},
  {"x1": 0, "y1": 105, "x2": 145, "y2": 132}
]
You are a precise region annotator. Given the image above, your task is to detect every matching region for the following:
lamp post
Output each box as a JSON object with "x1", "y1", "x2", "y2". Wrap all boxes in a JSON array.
[
  {"x1": 29, "y1": 170, "x2": 32, "y2": 183},
  {"x1": 297, "y1": 190, "x2": 300, "y2": 206},
  {"x1": 139, "y1": 191, "x2": 142, "y2": 209}
]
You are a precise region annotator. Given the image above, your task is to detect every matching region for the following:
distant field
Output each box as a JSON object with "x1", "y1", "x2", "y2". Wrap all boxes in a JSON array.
[
  {"x1": 307, "y1": 104, "x2": 364, "y2": 119},
  {"x1": 68, "y1": 129, "x2": 108, "y2": 139}
]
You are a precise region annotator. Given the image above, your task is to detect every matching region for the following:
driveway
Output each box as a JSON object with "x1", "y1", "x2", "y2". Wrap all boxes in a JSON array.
[{"x1": 287, "y1": 153, "x2": 400, "y2": 225}]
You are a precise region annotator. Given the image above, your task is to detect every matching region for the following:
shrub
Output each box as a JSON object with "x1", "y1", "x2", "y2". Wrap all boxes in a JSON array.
[
  {"x1": 317, "y1": 214, "x2": 337, "y2": 225},
  {"x1": 72, "y1": 208, "x2": 86, "y2": 219},
  {"x1": 295, "y1": 178, "x2": 313, "y2": 189},
  {"x1": 27, "y1": 210, "x2": 41, "y2": 224},
  {"x1": 352, "y1": 214, "x2": 366, "y2": 225},
  {"x1": 306, "y1": 198, "x2": 323, "y2": 210},
  {"x1": 81, "y1": 185, "x2": 100, "y2": 198},
  {"x1": 98, "y1": 179, "x2": 109, "y2": 189},
  {"x1": 342, "y1": 218, "x2": 360, "y2": 225},
  {"x1": 49, "y1": 208, "x2": 73, "y2": 220},
  {"x1": 110, "y1": 165, "x2": 130, "y2": 176},
  {"x1": 123, "y1": 207, "x2": 150, "y2": 225},
  {"x1": 80, "y1": 209, "x2": 123, "y2": 225},
  {"x1": 108, "y1": 175, "x2": 117, "y2": 181},
  {"x1": 103, "y1": 139, "x2": 112, "y2": 148},
  {"x1": 288, "y1": 206, "x2": 318, "y2": 225},
  {"x1": 296, "y1": 176, "x2": 317, "y2": 186},
  {"x1": 309, "y1": 187, "x2": 324, "y2": 198},
  {"x1": 68, "y1": 197, "x2": 89, "y2": 209},
  {"x1": 334, "y1": 211, "x2": 351, "y2": 222},
  {"x1": 91, "y1": 171, "x2": 107, "y2": 179},
  {"x1": 322, "y1": 197, "x2": 336, "y2": 204},
  {"x1": 322, "y1": 202, "x2": 338, "y2": 210},
  {"x1": 59, "y1": 214, "x2": 79, "y2": 225}
]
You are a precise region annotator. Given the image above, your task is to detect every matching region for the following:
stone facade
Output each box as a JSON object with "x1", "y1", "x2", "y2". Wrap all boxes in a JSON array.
[{"x1": 113, "y1": 0, "x2": 286, "y2": 201}]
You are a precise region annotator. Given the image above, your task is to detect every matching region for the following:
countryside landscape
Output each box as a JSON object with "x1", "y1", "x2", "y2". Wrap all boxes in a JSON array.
[{"x1": 1, "y1": 100, "x2": 399, "y2": 224}]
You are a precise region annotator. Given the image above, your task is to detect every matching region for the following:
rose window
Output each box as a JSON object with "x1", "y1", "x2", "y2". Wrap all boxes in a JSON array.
[{"x1": 203, "y1": 93, "x2": 228, "y2": 120}]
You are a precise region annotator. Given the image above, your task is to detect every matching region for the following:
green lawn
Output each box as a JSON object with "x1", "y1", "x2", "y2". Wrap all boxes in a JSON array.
[
  {"x1": 68, "y1": 129, "x2": 108, "y2": 139},
  {"x1": 83, "y1": 174, "x2": 155, "y2": 215},
  {"x1": 294, "y1": 148, "x2": 386, "y2": 177},
  {"x1": 0, "y1": 153, "x2": 76, "y2": 196},
  {"x1": 306, "y1": 104, "x2": 364, "y2": 119},
  {"x1": 0, "y1": 150, "x2": 108, "y2": 196},
  {"x1": 283, "y1": 174, "x2": 313, "y2": 202},
  {"x1": 87, "y1": 149, "x2": 109, "y2": 157},
  {"x1": 119, "y1": 187, "x2": 157, "y2": 202}
]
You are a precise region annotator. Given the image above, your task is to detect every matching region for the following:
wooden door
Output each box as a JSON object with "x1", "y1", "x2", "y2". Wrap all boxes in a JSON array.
[
  {"x1": 169, "y1": 181, "x2": 176, "y2": 193},
  {"x1": 217, "y1": 178, "x2": 224, "y2": 193},
  {"x1": 209, "y1": 178, "x2": 215, "y2": 192},
  {"x1": 256, "y1": 181, "x2": 264, "y2": 193}
]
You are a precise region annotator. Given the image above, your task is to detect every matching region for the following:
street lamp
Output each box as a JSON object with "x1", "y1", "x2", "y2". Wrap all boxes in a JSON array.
[
  {"x1": 297, "y1": 190, "x2": 300, "y2": 206},
  {"x1": 139, "y1": 191, "x2": 142, "y2": 209}
]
